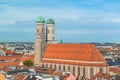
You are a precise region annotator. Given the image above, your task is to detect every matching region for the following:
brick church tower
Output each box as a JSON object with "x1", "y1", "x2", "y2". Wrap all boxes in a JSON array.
[{"x1": 34, "y1": 17, "x2": 46, "y2": 66}]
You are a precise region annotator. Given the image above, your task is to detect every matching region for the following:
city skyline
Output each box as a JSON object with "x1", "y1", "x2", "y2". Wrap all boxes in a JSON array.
[{"x1": 0, "y1": 0, "x2": 120, "y2": 43}]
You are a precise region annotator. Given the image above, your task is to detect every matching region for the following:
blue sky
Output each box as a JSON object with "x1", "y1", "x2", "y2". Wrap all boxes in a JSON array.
[{"x1": 0, "y1": 0, "x2": 120, "y2": 43}]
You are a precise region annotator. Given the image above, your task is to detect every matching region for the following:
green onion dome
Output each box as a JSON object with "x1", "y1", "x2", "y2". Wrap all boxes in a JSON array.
[
  {"x1": 46, "y1": 18, "x2": 55, "y2": 24},
  {"x1": 36, "y1": 16, "x2": 45, "y2": 23}
]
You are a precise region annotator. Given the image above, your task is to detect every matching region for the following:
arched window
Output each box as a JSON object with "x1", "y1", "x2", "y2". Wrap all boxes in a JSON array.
[
  {"x1": 73, "y1": 66, "x2": 75, "y2": 76},
  {"x1": 47, "y1": 30, "x2": 49, "y2": 33},
  {"x1": 52, "y1": 30, "x2": 54, "y2": 33},
  {"x1": 50, "y1": 64, "x2": 52, "y2": 68},
  {"x1": 99, "y1": 67, "x2": 102, "y2": 73},
  {"x1": 68, "y1": 66, "x2": 70, "y2": 71},
  {"x1": 106, "y1": 67, "x2": 108, "y2": 73},
  {"x1": 53, "y1": 37, "x2": 54, "y2": 40},
  {"x1": 37, "y1": 37, "x2": 39, "y2": 39},
  {"x1": 46, "y1": 64, "x2": 48, "y2": 68},
  {"x1": 83, "y1": 67, "x2": 85, "y2": 76},
  {"x1": 54, "y1": 65, "x2": 56, "y2": 69},
  {"x1": 42, "y1": 28, "x2": 44, "y2": 33},
  {"x1": 37, "y1": 29, "x2": 39, "y2": 32},
  {"x1": 78, "y1": 67, "x2": 80, "y2": 76},
  {"x1": 63, "y1": 65, "x2": 65, "y2": 71},
  {"x1": 42, "y1": 64, "x2": 44, "y2": 68},
  {"x1": 59, "y1": 65, "x2": 61, "y2": 70},
  {"x1": 90, "y1": 67, "x2": 94, "y2": 78}
]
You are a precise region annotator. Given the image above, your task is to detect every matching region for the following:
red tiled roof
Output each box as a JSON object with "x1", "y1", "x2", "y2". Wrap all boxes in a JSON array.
[
  {"x1": 4, "y1": 50, "x2": 13, "y2": 54},
  {"x1": 91, "y1": 73, "x2": 111, "y2": 80},
  {"x1": 14, "y1": 74, "x2": 25, "y2": 80},
  {"x1": 16, "y1": 74, "x2": 25, "y2": 80},
  {"x1": 109, "y1": 67, "x2": 120, "y2": 74},
  {"x1": 20, "y1": 55, "x2": 34, "y2": 62},
  {"x1": 66, "y1": 74, "x2": 76, "y2": 80},
  {"x1": 2, "y1": 67, "x2": 10, "y2": 72},
  {"x1": 0, "y1": 61, "x2": 20, "y2": 68},
  {"x1": 42, "y1": 44, "x2": 108, "y2": 66},
  {"x1": 0, "y1": 56, "x2": 21, "y2": 61},
  {"x1": 0, "y1": 66, "x2": 4, "y2": 70}
]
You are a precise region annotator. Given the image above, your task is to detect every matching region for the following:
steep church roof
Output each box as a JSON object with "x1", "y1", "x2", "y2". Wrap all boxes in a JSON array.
[{"x1": 42, "y1": 44, "x2": 108, "y2": 66}]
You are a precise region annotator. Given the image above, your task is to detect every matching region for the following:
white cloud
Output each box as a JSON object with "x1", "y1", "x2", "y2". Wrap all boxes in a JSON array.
[
  {"x1": 1, "y1": 6, "x2": 120, "y2": 34},
  {"x1": 0, "y1": 1, "x2": 120, "y2": 30},
  {"x1": 103, "y1": 18, "x2": 120, "y2": 23},
  {"x1": 56, "y1": 29, "x2": 120, "y2": 35}
]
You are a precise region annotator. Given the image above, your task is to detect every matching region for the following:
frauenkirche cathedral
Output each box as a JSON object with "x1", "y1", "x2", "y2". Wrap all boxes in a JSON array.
[{"x1": 34, "y1": 17, "x2": 109, "y2": 79}]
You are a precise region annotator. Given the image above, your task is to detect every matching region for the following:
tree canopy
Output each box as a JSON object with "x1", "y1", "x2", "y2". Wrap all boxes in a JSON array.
[{"x1": 23, "y1": 60, "x2": 34, "y2": 67}]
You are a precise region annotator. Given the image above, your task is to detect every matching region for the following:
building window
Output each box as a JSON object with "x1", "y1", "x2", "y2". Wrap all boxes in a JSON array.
[
  {"x1": 42, "y1": 28, "x2": 44, "y2": 33},
  {"x1": 90, "y1": 67, "x2": 94, "y2": 78},
  {"x1": 46, "y1": 64, "x2": 48, "y2": 68},
  {"x1": 50, "y1": 64, "x2": 52, "y2": 68},
  {"x1": 42, "y1": 64, "x2": 44, "y2": 68},
  {"x1": 59, "y1": 65, "x2": 61, "y2": 70},
  {"x1": 52, "y1": 30, "x2": 54, "y2": 33},
  {"x1": 73, "y1": 66, "x2": 75, "y2": 76},
  {"x1": 106, "y1": 67, "x2": 108, "y2": 73},
  {"x1": 68, "y1": 66, "x2": 70, "y2": 71},
  {"x1": 63, "y1": 65, "x2": 65, "y2": 71},
  {"x1": 53, "y1": 37, "x2": 54, "y2": 40},
  {"x1": 47, "y1": 30, "x2": 49, "y2": 33},
  {"x1": 99, "y1": 67, "x2": 102, "y2": 73},
  {"x1": 54, "y1": 65, "x2": 56, "y2": 69},
  {"x1": 78, "y1": 67, "x2": 80, "y2": 76},
  {"x1": 83, "y1": 67, "x2": 85, "y2": 76},
  {"x1": 37, "y1": 29, "x2": 39, "y2": 32},
  {"x1": 37, "y1": 37, "x2": 39, "y2": 39}
]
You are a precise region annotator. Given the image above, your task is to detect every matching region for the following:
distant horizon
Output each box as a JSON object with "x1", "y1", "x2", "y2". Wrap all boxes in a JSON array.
[
  {"x1": 0, "y1": 0, "x2": 120, "y2": 43},
  {"x1": 0, "y1": 41, "x2": 120, "y2": 44}
]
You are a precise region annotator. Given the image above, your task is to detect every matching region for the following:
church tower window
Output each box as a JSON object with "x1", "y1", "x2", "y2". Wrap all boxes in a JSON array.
[
  {"x1": 48, "y1": 30, "x2": 49, "y2": 33},
  {"x1": 37, "y1": 29, "x2": 39, "y2": 32}
]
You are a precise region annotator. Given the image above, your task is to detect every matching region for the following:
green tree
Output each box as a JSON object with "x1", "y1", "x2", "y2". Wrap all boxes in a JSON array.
[
  {"x1": 23, "y1": 60, "x2": 34, "y2": 67},
  {"x1": 100, "y1": 50, "x2": 108, "y2": 54}
]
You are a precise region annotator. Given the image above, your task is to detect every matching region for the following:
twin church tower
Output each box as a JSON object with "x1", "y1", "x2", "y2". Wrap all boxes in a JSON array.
[{"x1": 34, "y1": 17, "x2": 56, "y2": 66}]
